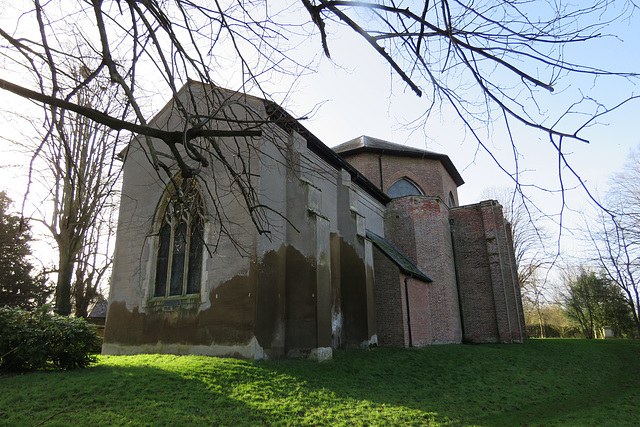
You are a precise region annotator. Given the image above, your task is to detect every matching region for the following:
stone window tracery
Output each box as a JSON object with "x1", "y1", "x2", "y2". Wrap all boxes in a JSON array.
[{"x1": 153, "y1": 178, "x2": 205, "y2": 298}]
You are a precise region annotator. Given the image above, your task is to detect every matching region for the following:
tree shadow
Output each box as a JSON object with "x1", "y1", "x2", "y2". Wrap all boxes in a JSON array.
[
  {"x1": 2, "y1": 360, "x2": 269, "y2": 426},
  {"x1": 3, "y1": 341, "x2": 639, "y2": 426},
  {"x1": 252, "y1": 341, "x2": 640, "y2": 425}
]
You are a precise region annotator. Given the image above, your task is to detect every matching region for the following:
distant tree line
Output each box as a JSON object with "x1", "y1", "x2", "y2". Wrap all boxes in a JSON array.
[{"x1": 490, "y1": 145, "x2": 640, "y2": 340}]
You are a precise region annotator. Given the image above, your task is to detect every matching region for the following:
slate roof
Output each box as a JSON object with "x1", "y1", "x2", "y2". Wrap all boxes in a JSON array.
[
  {"x1": 366, "y1": 230, "x2": 432, "y2": 282},
  {"x1": 333, "y1": 136, "x2": 464, "y2": 187},
  {"x1": 88, "y1": 300, "x2": 108, "y2": 318}
]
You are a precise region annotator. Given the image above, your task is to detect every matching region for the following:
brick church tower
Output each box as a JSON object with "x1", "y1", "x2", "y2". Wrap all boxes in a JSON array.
[{"x1": 334, "y1": 136, "x2": 526, "y2": 344}]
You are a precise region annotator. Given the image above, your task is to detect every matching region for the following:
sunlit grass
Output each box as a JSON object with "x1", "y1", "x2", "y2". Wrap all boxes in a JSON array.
[{"x1": 1, "y1": 339, "x2": 639, "y2": 426}]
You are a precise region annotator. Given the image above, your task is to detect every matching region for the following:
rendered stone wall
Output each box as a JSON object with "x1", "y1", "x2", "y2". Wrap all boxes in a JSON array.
[
  {"x1": 104, "y1": 86, "x2": 271, "y2": 358},
  {"x1": 105, "y1": 83, "x2": 387, "y2": 359}
]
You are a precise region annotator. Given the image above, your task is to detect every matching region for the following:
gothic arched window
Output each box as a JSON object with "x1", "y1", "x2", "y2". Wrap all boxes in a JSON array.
[
  {"x1": 387, "y1": 178, "x2": 424, "y2": 198},
  {"x1": 448, "y1": 191, "x2": 457, "y2": 207},
  {"x1": 153, "y1": 178, "x2": 205, "y2": 298}
]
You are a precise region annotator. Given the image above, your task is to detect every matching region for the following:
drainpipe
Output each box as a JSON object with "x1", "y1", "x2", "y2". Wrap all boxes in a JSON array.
[
  {"x1": 378, "y1": 155, "x2": 384, "y2": 192},
  {"x1": 404, "y1": 276, "x2": 413, "y2": 348}
]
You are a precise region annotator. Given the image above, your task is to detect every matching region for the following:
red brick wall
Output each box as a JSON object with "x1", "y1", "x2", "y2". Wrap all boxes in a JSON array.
[
  {"x1": 450, "y1": 201, "x2": 526, "y2": 343},
  {"x1": 344, "y1": 151, "x2": 526, "y2": 346},
  {"x1": 372, "y1": 247, "x2": 434, "y2": 347},
  {"x1": 385, "y1": 196, "x2": 462, "y2": 344},
  {"x1": 341, "y1": 153, "x2": 459, "y2": 205},
  {"x1": 405, "y1": 277, "x2": 433, "y2": 346},
  {"x1": 372, "y1": 248, "x2": 408, "y2": 347},
  {"x1": 342, "y1": 152, "x2": 383, "y2": 190}
]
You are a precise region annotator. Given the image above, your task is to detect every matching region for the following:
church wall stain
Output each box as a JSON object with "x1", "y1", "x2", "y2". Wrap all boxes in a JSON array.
[
  {"x1": 329, "y1": 233, "x2": 343, "y2": 349},
  {"x1": 104, "y1": 243, "x2": 331, "y2": 358},
  {"x1": 284, "y1": 245, "x2": 317, "y2": 353},
  {"x1": 255, "y1": 246, "x2": 287, "y2": 358},
  {"x1": 339, "y1": 236, "x2": 369, "y2": 348},
  {"x1": 104, "y1": 264, "x2": 256, "y2": 348}
]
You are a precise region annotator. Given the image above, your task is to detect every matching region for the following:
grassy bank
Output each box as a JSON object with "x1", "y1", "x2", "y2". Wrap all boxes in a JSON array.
[{"x1": 1, "y1": 339, "x2": 639, "y2": 426}]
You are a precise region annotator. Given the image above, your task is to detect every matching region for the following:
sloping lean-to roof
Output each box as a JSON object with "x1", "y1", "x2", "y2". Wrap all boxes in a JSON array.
[
  {"x1": 333, "y1": 136, "x2": 464, "y2": 187},
  {"x1": 366, "y1": 230, "x2": 432, "y2": 282}
]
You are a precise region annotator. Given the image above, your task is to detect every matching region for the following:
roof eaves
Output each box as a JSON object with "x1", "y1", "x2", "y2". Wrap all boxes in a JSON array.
[{"x1": 334, "y1": 137, "x2": 465, "y2": 187}]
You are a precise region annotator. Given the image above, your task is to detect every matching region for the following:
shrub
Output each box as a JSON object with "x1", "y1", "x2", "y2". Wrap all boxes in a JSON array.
[{"x1": 0, "y1": 305, "x2": 99, "y2": 371}]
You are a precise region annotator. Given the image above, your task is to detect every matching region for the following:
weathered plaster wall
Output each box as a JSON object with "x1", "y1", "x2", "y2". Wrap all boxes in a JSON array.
[
  {"x1": 357, "y1": 189, "x2": 386, "y2": 237},
  {"x1": 104, "y1": 85, "x2": 266, "y2": 358},
  {"x1": 104, "y1": 88, "x2": 388, "y2": 359}
]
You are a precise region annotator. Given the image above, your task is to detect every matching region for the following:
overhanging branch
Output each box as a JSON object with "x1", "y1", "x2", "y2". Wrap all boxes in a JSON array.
[{"x1": 0, "y1": 79, "x2": 262, "y2": 144}]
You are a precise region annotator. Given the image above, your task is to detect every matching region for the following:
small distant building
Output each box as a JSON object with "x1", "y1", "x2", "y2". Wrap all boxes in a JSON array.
[
  {"x1": 103, "y1": 81, "x2": 526, "y2": 359},
  {"x1": 603, "y1": 326, "x2": 615, "y2": 339},
  {"x1": 87, "y1": 299, "x2": 108, "y2": 324},
  {"x1": 87, "y1": 299, "x2": 108, "y2": 338}
]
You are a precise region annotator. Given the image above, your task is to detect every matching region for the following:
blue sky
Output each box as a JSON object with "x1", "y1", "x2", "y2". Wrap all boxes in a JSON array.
[{"x1": 279, "y1": 4, "x2": 640, "y2": 260}]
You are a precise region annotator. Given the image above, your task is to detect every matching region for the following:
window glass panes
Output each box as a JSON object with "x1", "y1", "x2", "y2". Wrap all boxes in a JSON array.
[
  {"x1": 187, "y1": 217, "x2": 204, "y2": 294},
  {"x1": 387, "y1": 178, "x2": 423, "y2": 198},
  {"x1": 153, "y1": 178, "x2": 204, "y2": 299},
  {"x1": 154, "y1": 222, "x2": 171, "y2": 297}
]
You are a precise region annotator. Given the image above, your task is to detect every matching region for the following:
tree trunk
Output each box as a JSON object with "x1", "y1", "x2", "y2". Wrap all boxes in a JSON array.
[
  {"x1": 74, "y1": 278, "x2": 89, "y2": 318},
  {"x1": 535, "y1": 300, "x2": 545, "y2": 338},
  {"x1": 54, "y1": 250, "x2": 74, "y2": 316}
]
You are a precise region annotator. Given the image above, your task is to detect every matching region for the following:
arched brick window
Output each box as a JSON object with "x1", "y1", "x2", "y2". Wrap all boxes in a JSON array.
[
  {"x1": 153, "y1": 178, "x2": 205, "y2": 298},
  {"x1": 448, "y1": 191, "x2": 457, "y2": 207},
  {"x1": 387, "y1": 177, "x2": 424, "y2": 198}
]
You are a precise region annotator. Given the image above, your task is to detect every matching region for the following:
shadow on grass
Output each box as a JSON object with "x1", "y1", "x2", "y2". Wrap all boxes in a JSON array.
[
  {"x1": 255, "y1": 339, "x2": 640, "y2": 426},
  {"x1": 2, "y1": 340, "x2": 639, "y2": 426},
  {"x1": 0, "y1": 360, "x2": 271, "y2": 426}
]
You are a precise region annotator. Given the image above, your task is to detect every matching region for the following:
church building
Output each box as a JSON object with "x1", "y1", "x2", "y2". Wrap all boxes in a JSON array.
[{"x1": 102, "y1": 81, "x2": 526, "y2": 360}]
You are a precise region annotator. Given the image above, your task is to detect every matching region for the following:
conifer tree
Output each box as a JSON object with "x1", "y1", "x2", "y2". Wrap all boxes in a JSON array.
[{"x1": 0, "y1": 192, "x2": 50, "y2": 310}]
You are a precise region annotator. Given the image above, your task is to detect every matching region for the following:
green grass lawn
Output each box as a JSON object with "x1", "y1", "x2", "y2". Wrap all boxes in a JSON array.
[{"x1": 1, "y1": 339, "x2": 639, "y2": 426}]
